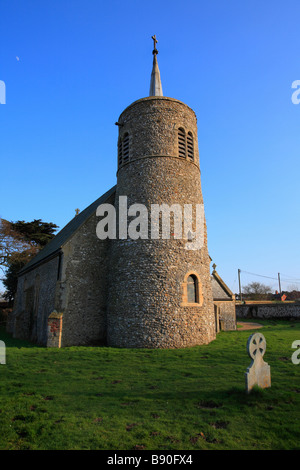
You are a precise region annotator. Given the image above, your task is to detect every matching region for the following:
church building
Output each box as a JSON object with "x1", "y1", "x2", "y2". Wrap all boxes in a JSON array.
[{"x1": 7, "y1": 37, "x2": 236, "y2": 348}]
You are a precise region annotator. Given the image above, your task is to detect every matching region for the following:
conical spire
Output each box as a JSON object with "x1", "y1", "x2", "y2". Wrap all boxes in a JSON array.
[{"x1": 149, "y1": 35, "x2": 163, "y2": 97}]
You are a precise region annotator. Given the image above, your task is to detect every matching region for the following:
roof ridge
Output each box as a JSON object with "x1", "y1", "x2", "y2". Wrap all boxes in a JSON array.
[
  {"x1": 19, "y1": 186, "x2": 116, "y2": 275},
  {"x1": 212, "y1": 270, "x2": 234, "y2": 298}
]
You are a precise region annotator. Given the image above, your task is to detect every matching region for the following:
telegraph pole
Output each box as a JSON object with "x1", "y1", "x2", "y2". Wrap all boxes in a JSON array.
[
  {"x1": 238, "y1": 269, "x2": 242, "y2": 302},
  {"x1": 278, "y1": 273, "x2": 282, "y2": 295}
]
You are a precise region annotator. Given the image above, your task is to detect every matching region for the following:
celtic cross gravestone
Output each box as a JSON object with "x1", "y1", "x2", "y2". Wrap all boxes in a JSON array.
[{"x1": 245, "y1": 332, "x2": 271, "y2": 393}]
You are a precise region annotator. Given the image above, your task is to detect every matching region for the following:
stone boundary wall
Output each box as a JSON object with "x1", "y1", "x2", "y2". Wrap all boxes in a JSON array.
[{"x1": 236, "y1": 302, "x2": 300, "y2": 320}]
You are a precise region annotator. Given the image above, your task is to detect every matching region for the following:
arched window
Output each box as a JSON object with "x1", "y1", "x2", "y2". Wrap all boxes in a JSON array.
[
  {"x1": 118, "y1": 133, "x2": 130, "y2": 168},
  {"x1": 187, "y1": 132, "x2": 194, "y2": 160},
  {"x1": 122, "y1": 133, "x2": 130, "y2": 163},
  {"x1": 187, "y1": 275, "x2": 198, "y2": 303},
  {"x1": 182, "y1": 272, "x2": 203, "y2": 306},
  {"x1": 178, "y1": 127, "x2": 186, "y2": 158},
  {"x1": 118, "y1": 138, "x2": 123, "y2": 167}
]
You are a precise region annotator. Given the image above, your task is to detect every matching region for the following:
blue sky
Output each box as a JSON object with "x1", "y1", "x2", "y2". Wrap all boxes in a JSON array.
[{"x1": 0, "y1": 0, "x2": 299, "y2": 293}]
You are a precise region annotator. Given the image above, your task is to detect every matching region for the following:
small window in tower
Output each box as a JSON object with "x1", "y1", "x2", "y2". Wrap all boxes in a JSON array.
[
  {"x1": 178, "y1": 127, "x2": 186, "y2": 158},
  {"x1": 123, "y1": 133, "x2": 130, "y2": 163},
  {"x1": 118, "y1": 138, "x2": 123, "y2": 167},
  {"x1": 187, "y1": 132, "x2": 194, "y2": 160},
  {"x1": 187, "y1": 274, "x2": 198, "y2": 303}
]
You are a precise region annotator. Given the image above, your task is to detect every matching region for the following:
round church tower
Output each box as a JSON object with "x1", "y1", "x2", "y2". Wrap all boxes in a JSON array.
[{"x1": 107, "y1": 37, "x2": 216, "y2": 348}]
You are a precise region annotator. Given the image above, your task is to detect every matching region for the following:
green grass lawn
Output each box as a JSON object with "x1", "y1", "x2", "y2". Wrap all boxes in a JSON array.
[{"x1": 0, "y1": 320, "x2": 300, "y2": 450}]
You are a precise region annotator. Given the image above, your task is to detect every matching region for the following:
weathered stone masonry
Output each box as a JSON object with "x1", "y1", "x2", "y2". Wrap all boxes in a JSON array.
[
  {"x1": 107, "y1": 97, "x2": 216, "y2": 348},
  {"x1": 8, "y1": 96, "x2": 219, "y2": 348},
  {"x1": 6, "y1": 34, "x2": 239, "y2": 349},
  {"x1": 7, "y1": 255, "x2": 59, "y2": 345},
  {"x1": 236, "y1": 302, "x2": 300, "y2": 320}
]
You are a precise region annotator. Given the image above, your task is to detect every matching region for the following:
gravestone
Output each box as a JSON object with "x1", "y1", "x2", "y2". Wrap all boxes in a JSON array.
[
  {"x1": 245, "y1": 332, "x2": 271, "y2": 393},
  {"x1": 0, "y1": 340, "x2": 6, "y2": 364}
]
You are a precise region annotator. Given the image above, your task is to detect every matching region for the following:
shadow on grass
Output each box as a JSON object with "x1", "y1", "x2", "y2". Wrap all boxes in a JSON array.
[
  {"x1": 68, "y1": 383, "x2": 274, "y2": 412},
  {"x1": 0, "y1": 327, "x2": 43, "y2": 349}
]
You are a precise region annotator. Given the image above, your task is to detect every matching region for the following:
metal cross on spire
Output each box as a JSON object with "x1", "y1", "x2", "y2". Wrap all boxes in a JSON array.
[{"x1": 151, "y1": 35, "x2": 158, "y2": 55}]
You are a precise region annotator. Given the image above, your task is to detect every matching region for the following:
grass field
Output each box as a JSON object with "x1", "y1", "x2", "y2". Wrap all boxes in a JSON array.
[{"x1": 0, "y1": 320, "x2": 300, "y2": 450}]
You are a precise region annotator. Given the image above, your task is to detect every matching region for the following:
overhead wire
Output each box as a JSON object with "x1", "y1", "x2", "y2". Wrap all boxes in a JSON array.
[{"x1": 239, "y1": 269, "x2": 300, "y2": 287}]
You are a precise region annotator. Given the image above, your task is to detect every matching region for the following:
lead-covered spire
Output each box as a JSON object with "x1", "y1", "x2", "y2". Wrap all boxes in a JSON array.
[{"x1": 149, "y1": 35, "x2": 163, "y2": 97}]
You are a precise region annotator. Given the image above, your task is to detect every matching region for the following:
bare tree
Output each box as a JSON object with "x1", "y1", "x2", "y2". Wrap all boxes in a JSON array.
[
  {"x1": 287, "y1": 284, "x2": 300, "y2": 292},
  {"x1": 243, "y1": 282, "x2": 272, "y2": 295},
  {"x1": 242, "y1": 282, "x2": 273, "y2": 300}
]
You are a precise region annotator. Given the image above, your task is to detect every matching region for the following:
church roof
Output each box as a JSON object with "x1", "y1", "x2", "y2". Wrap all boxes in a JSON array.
[
  {"x1": 19, "y1": 186, "x2": 116, "y2": 275},
  {"x1": 211, "y1": 269, "x2": 235, "y2": 301}
]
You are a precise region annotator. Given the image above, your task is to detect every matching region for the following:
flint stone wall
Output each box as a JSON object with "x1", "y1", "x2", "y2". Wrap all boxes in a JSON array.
[
  {"x1": 215, "y1": 300, "x2": 236, "y2": 331},
  {"x1": 236, "y1": 303, "x2": 300, "y2": 320},
  {"x1": 108, "y1": 97, "x2": 216, "y2": 348},
  {"x1": 56, "y1": 194, "x2": 114, "y2": 347},
  {"x1": 7, "y1": 256, "x2": 59, "y2": 345},
  {"x1": 7, "y1": 97, "x2": 218, "y2": 349}
]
